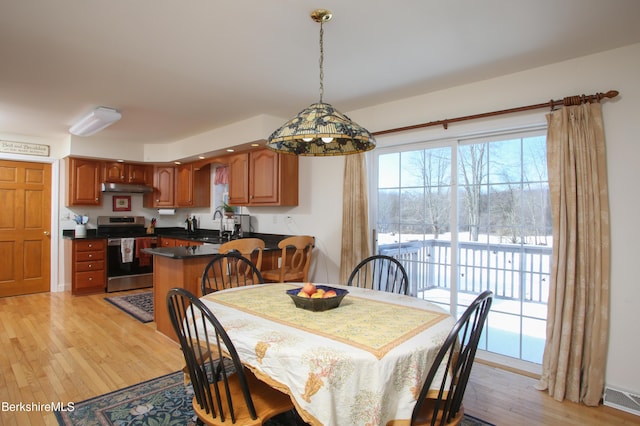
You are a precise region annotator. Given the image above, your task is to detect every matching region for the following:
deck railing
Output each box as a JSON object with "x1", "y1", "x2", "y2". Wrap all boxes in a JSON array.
[{"x1": 379, "y1": 239, "x2": 551, "y2": 304}]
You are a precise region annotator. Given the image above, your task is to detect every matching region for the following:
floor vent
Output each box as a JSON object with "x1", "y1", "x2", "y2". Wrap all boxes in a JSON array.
[{"x1": 603, "y1": 387, "x2": 640, "y2": 416}]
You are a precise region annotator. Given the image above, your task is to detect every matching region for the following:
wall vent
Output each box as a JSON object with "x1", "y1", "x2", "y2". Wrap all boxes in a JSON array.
[{"x1": 603, "y1": 387, "x2": 640, "y2": 417}]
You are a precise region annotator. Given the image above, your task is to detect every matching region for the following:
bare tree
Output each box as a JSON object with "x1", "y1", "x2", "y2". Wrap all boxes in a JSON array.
[
  {"x1": 408, "y1": 149, "x2": 451, "y2": 238},
  {"x1": 490, "y1": 182, "x2": 520, "y2": 243},
  {"x1": 523, "y1": 138, "x2": 550, "y2": 245},
  {"x1": 458, "y1": 144, "x2": 487, "y2": 241}
]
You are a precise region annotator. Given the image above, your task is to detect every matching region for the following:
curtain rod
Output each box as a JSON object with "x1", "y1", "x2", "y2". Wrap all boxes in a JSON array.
[{"x1": 372, "y1": 89, "x2": 619, "y2": 136}]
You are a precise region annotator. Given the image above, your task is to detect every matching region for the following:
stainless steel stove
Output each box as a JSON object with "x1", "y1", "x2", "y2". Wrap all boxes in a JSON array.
[{"x1": 97, "y1": 216, "x2": 157, "y2": 292}]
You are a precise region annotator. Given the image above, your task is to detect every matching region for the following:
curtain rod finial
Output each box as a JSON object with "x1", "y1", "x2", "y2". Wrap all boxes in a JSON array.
[{"x1": 604, "y1": 90, "x2": 619, "y2": 99}]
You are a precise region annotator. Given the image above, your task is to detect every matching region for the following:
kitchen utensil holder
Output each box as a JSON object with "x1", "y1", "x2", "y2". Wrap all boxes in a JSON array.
[{"x1": 74, "y1": 224, "x2": 87, "y2": 237}]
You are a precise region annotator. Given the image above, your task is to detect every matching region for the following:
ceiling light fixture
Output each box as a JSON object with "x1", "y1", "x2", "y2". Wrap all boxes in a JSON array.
[
  {"x1": 266, "y1": 9, "x2": 376, "y2": 156},
  {"x1": 69, "y1": 106, "x2": 122, "y2": 137}
]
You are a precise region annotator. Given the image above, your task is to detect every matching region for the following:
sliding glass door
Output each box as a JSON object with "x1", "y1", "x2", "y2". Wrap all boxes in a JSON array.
[{"x1": 374, "y1": 130, "x2": 550, "y2": 364}]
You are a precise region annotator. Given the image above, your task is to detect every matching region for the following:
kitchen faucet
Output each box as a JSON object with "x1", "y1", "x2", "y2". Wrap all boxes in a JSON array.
[{"x1": 213, "y1": 208, "x2": 224, "y2": 238}]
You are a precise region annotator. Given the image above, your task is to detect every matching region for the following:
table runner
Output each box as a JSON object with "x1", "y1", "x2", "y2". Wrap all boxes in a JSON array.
[{"x1": 205, "y1": 283, "x2": 449, "y2": 359}]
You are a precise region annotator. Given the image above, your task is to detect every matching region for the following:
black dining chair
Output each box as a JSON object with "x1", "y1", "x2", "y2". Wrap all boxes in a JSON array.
[
  {"x1": 201, "y1": 252, "x2": 264, "y2": 295},
  {"x1": 347, "y1": 254, "x2": 410, "y2": 295},
  {"x1": 166, "y1": 287, "x2": 295, "y2": 425},
  {"x1": 407, "y1": 290, "x2": 493, "y2": 426}
]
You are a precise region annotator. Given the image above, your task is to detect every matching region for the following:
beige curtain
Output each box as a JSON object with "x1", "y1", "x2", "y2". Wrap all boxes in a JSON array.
[
  {"x1": 536, "y1": 102, "x2": 610, "y2": 406},
  {"x1": 339, "y1": 154, "x2": 371, "y2": 284}
]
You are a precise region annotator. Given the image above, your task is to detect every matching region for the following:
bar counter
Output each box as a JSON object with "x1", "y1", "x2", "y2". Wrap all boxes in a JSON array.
[
  {"x1": 144, "y1": 233, "x2": 289, "y2": 342},
  {"x1": 142, "y1": 244, "x2": 220, "y2": 259}
]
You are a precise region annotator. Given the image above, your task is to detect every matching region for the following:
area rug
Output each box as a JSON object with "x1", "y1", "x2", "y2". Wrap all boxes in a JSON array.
[
  {"x1": 104, "y1": 291, "x2": 154, "y2": 323},
  {"x1": 55, "y1": 370, "x2": 494, "y2": 426}
]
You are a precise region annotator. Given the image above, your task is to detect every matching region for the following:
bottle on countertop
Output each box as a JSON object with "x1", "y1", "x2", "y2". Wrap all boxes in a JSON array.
[{"x1": 192, "y1": 216, "x2": 198, "y2": 231}]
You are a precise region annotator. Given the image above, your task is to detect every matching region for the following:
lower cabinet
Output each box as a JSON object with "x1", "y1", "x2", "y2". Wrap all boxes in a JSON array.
[
  {"x1": 158, "y1": 237, "x2": 203, "y2": 247},
  {"x1": 71, "y1": 239, "x2": 106, "y2": 295}
]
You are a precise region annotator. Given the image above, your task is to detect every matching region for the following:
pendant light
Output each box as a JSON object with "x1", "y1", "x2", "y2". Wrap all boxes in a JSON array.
[{"x1": 266, "y1": 9, "x2": 376, "y2": 156}]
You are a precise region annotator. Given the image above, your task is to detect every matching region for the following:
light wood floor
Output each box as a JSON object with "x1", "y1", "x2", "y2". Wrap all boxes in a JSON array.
[{"x1": 1, "y1": 290, "x2": 638, "y2": 426}]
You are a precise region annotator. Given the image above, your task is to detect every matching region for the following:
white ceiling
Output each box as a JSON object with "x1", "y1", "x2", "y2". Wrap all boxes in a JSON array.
[{"x1": 1, "y1": 0, "x2": 640, "y2": 147}]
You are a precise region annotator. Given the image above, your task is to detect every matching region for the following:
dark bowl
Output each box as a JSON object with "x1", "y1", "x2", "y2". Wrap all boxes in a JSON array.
[{"x1": 286, "y1": 285, "x2": 348, "y2": 312}]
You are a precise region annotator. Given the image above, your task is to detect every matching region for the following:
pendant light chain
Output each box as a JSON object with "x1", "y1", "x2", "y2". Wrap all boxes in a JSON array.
[
  {"x1": 319, "y1": 20, "x2": 324, "y2": 103},
  {"x1": 266, "y1": 9, "x2": 376, "y2": 156}
]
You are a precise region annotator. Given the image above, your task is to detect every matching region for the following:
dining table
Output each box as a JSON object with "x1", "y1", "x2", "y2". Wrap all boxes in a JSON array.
[{"x1": 198, "y1": 283, "x2": 455, "y2": 426}]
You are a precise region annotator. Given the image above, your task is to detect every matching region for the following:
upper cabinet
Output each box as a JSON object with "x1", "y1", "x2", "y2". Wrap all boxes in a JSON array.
[
  {"x1": 143, "y1": 163, "x2": 210, "y2": 208},
  {"x1": 176, "y1": 163, "x2": 211, "y2": 207},
  {"x1": 103, "y1": 162, "x2": 152, "y2": 184},
  {"x1": 228, "y1": 148, "x2": 298, "y2": 206},
  {"x1": 228, "y1": 153, "x2": 250, "y2": 205},
  {"x1": 144, "y1": 166, "x2": 175, "y2": 208},
  {"x1": 67, "y1": 158, "x2": 102, "y2": 206}
]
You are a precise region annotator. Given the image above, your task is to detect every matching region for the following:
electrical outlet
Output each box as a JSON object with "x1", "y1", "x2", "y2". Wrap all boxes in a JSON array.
[{"x1": 273, "y1": 215, "x2": 278, "y2": 224}]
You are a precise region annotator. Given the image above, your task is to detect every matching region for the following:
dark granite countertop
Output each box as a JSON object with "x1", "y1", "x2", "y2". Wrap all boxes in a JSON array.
[
  {"x1": 141, "y1": 244, "x2": 221, "y2": 259},
  {"x1": 62, "y1": 227, "x2": 290, "y2": 247},
  {"x1": 141, "y1": 230, "x2": 290, "y2": 259},
  {"x1": 61, "y1": 229, "x2": 105, "y2": 240}
]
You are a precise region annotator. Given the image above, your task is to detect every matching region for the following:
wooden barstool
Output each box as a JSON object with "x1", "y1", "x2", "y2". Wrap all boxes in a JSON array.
[
  {"x1": 261, "y1": 236, "x2": 314, "y2": 283},
  {"x1": 218, "y1": 238, "x2": 265, "y2": 270}
]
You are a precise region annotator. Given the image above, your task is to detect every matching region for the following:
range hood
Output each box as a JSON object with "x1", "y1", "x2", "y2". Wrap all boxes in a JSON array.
[{"x1": 101, "y1": 182, "x2": 154, "y2": 193}]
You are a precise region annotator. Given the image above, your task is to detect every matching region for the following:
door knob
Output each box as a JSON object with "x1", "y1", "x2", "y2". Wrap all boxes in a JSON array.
[{"x1": 44, "y1": 231, "x2": 50, "y2": 236}]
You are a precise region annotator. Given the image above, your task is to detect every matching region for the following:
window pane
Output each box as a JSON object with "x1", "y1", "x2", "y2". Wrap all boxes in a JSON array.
[
  {"x1": 400, "y1": 187, "x2": 424, "y2": 224},
  {"x1": 378, "y1": 153, "x2": 399, "y2": 188},
  {"x1": 488, "y1": 138, "x2": 522, "y2": 184},
  {"x1": 377, "y1": 188, "x2": 399, "y2": 237},
  {"x1": 523, "y1": 135, "x2": 548, "y2": 182}
]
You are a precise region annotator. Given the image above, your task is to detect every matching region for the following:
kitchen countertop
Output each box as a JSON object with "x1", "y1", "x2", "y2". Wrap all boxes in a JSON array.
[
  {"x1": 142, "y1": 244, "x2": 221, "y2": 259},
  {"x1": 61, "y1": 229, "x2": 106, "y2": 240},
  {"x1": 148, "y1": 230, "x2": 289, "y2": 259},
  {"x1": 62, "y1": 228, "x2": 290, "y2": 259},
  {"x1": 62, "y1": 227, "x2": 290, "y2": 246}
]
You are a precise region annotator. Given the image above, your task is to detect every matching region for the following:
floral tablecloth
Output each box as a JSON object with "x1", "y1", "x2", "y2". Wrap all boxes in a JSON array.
[{"x1": 200, "y1": 283, "x2": 454, "y2": 426}]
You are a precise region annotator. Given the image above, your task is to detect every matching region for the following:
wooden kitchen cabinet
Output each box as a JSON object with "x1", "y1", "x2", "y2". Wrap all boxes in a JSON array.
[
  {"x1": 67, "y1": 157, "x2": 102, "y2": 206},
  {"x1": 103, "y1": 162, "x2": 152, "y2": 184},
  {"x1": 71, "y1": 239, "x2": 106, "y2": 295},
  {"x1": 159, "y1": 237, "x2": 177, "y2": 247},
  {"x1": 228, "y1": 153, "x2": 250, "y2": 205},
  {"x1": 144, "y1": 165, "x2": 175, "y2": 207},
  {"x1": 177, "y1": 239, "x2": 203, "y2": 247},
  {"x1": 176, "y1": 163, "x2": 211, "y2": 207},
  {"x1": 228, "y1": 148, "x2": 298, "y2": 206},
  {"x1": 144, "y1": 163, "x2": 210, "y2": 208},
  {"x1": 158, "y1": 237, "x2": 203, "y2": 247}
]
